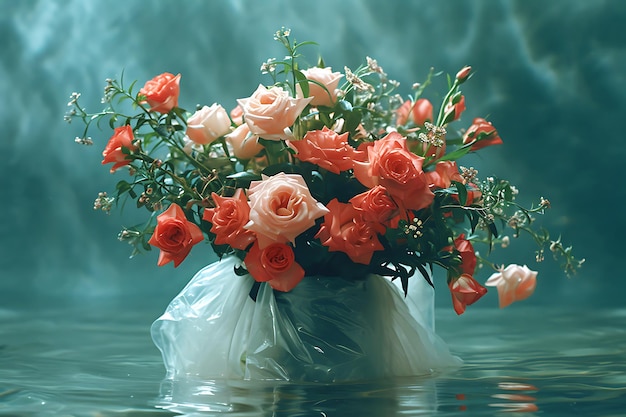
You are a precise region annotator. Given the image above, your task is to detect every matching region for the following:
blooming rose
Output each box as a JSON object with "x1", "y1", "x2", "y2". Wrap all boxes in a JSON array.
[
  {"x1": 444, "y1": 94, "x2": 466, "y2": 122},
  {"x1": 297, "y1": 67, "x2": 343, "y2": 107},
  {"x1": 463, "y1": 117, "x2": 503, "y2": 151},
  {"x1": 237, "y1": 84, "x2": 312, "y2": 141},
  {"x1": 349, "y1": 185, "x2": 399, "y2": 225},
  {"x1": 353, "y1": 132, "x2": 434, "y2": 211},
  {"x1": 245, "y1": 173, "x2": 329, "y2": 248},
  {"x1": 139, "y1": 72, "x2": 181, "y2": 113},
  {"x1": 244, "y1": 241, "x2": 305, "y2": 292},
  {"x1": 186, "y1": 104, "x2": 232, "y2": 145},
  {"x1": 202, "y1": 189, "x2": 256, "y2": 250},
  {"x1": 485, "y1": 264, "x2": 537, "y2": 308},
  {"x1": 290, "y1": 127, "x2": 353, "y2": 174},
  {"x1": 225, "y1": 124, "x2": 264, "y2": 160},
  {"x1": 315, "y1": 199, "x2": 385, "y2": 264},
  {"x1": 426, "y1": 161, "x2": 464, "y2": 189},
  {"x1": 449, "y1": 274, "x2": 487, "y2": 315},
  {"x1": 102, "y1": 125, "x2": 138, "y2": 173},
  {"x1": 148, "y1": 203, "x2": 204, "y2": 267}
]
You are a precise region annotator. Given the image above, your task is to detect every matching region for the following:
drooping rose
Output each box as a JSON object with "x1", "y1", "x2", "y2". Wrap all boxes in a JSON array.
[
  {"x1": 453, "y1": 234, "x2": 477, "y2": 276},
  {"x1": 315, "y1": 199, "x2": 385, "y2": 265},
  {"x1": 297, "y1": 67, "x2": 343, "y2": 107},
  {"x1": 349, "y1": 185, "x2": 399, "y2": 225},
  {"x1": 244, "y1": 241, "x2": 305, "y2": 292},
  {"x1": 245, "y1": 173, "x2": 329, "y2": 248},
  {"x1": 463, "y1": 117, "x2": 503, "y2": 151},
  {"x1": 102, "y1": 125, "x2": 138, "y2": 173},
  {"x1": 148, "y1": 203, "x2": 204, "y2": 267},
  {"x1": 138, "y1": 72, "x2": 181, "y2": 113},
  {"x1": 444, "y1": 94, "x2": 466, "y2": 122},
  {"x1": 237, "y1": 84, "x2": 312, "y2": 141},
  {"x1": 290, "y1": 127, "x2": 353, "y2": 174},
  {"x1": 186, "y1": 104, "x2": 232, "y2": 145},
  {"x1": 202, "y1": 189, "x2": 256, "y2": 250},
  {"x1": 224, "y1": 124, "x2": 264, "y2": 160},
  {"x1": 353, "y1": 132, "x2": 434, "y2": 211},
  {"x1": 449, "y1": 274, "x2": 487, "y2": 315},
  {"x1": 426, "y1": 161, "x2": 464, "y2": 189},
  {"x1": 485, "y1": 264, "x2": 537, "y2": 308}
]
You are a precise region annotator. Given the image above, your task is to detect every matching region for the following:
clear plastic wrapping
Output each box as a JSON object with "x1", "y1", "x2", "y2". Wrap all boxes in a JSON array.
[{"x1": 151, "y1": 256, "x2": 461, "y2": 382}]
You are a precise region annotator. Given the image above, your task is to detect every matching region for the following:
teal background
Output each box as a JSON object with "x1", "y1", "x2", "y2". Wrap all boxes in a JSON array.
[{"x1": 0, "y1": 0, "x2": 623, "y2": 310}]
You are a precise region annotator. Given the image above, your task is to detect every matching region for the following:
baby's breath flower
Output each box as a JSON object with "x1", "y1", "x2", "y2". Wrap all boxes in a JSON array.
[
  {"x1": 460, "y1": 166, "x2": 478, "y2": 183},
  {"x1": 93, "y1": 192, "x2": 114, "y2": 213},
  {"x1": 74, "y1": 136, "x2": 93, "y2": 145},
  {"x1": 67, "y1": 92, "x2": 81, "y2": 107},
  {"x1": 344, "y1": 66, "x2": 374, "y2": 92},
  {"x1": 260, "y1": 58, "x2": 276, "y2": 74}
]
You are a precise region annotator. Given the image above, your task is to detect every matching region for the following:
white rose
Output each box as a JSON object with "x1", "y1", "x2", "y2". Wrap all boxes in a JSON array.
[{"x1": 186, "y1": 104, "x2": 232, "y2": 145}]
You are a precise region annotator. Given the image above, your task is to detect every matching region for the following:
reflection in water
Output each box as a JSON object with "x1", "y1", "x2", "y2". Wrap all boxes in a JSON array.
[
  {"x1": 490, "y1": 381, "x2": 539, "y2": 413},
  {"x1": 155, "y1": 376, "x2": 440, "y2": 416}
]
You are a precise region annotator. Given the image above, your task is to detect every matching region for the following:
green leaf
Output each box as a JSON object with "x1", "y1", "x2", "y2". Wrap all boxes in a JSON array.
[
  {"x1": 294, "y1": 69, "x2": 309, "y2": 98},
  {"x1": 452, "y1": 181, "x2": 467, "y2": 206}
]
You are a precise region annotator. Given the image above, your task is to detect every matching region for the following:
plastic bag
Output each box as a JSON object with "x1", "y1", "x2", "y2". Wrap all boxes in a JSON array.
[{"x1": 151, "y1": 256, "x2": 461, "y2": 382}]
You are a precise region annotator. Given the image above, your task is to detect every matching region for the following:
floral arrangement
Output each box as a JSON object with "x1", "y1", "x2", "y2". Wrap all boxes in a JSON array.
[{"x1": 68, "y1": 29, "x2": 583, "y2": 314}]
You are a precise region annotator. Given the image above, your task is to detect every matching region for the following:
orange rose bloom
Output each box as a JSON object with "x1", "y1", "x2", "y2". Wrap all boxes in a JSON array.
[
  {"x1": 139, "y1": 72, "x2": 181, "y2": 113},
  {"x1": 244, "y1": 241, "x2": 305, "y2": 292},
  {"x1": 349, "y1": 185, "x2": 399, "y2": 225},
  {"x1": 101, "y1": 125, "x2": 137, "y2": 173},
  {"x1": 485, "y1": 264, "x2": 537, "y2": 308},
  {"x1": 315, "y1": 199, "x2": 385, "y2": 265},
  {"x1": 291, "y1": 127, "x2": 353, "y2": 174},
  {"x1": 396, "y1": 98, "x2": 433, "y2": 126},
  {"x1": 353, "y1": 132, "x2": 434, "y2": 211},
  {"x1": 449, "y1": 274, "x2": 487, "y2": 315},
  {"x1": 463, "y1": 117, "x2": 503, "y2": 151},
  {"x1": 426, "y1": 161, "x2": 464, "y2": 189},
  {"x1": 202, "y1": 189, "x2": 256, "y2": 250},
  {"x1": 148, "y1": 203, "x2": 204, "y2": 267}
]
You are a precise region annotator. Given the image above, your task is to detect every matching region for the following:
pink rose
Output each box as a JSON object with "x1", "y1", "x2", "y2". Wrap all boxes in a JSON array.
[
  {"x1": 138, "y1": 72, "x2": 181, "y2": 113},
  {"x1": 290, "y1": 127, "x2": 353, "y2": 174},
  {"x1": 202, "y1": 189, "x2": 256, "y2": 250},
  {"x1": 102, "y1": 125, "x2": 138, "y2": 173},
  {"x1": 315, "y1": 199, "x2": 385, "y2": 265},
  {"x1": 449, "y1": 274, "x2": 487, "y2": 315},
  {"x1": 237, "y1": 84, "x2": 312, "y2": 141},
  {"x1": 225, "y1": 124, "x2": 264, "y2": 160},
  {"x1": 353, "y1": 132, "x2": 434, "y2": 211},
  {"x1": 349, "y1": 185, "x2": 399, "y2": 225},
  {"x1": 244, "y1": 241, "x2": 305, "y2": 292},
  {"x1": 485, "y1": 264, "x2": 537, "y2": 308},
  {"x1": 463, "y1": 117, "x2": 503, "y2": 151},
  {"x1": 245, "y1": 173, "x2": 329, "y2": 248},
  {"x1": 186, "y1": 104, "x2": 232, "y2": 145},
  {"x1": 148, "y1": 203, "x2": 204, "y2": 267},
  {"x1": 298, "y1": 67, "x2": 343, "y2": 107}
]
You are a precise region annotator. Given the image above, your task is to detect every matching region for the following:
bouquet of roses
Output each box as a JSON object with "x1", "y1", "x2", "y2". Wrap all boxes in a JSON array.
[{"x1": 68, "y1": 29, "x2": 582, "y2": 315}]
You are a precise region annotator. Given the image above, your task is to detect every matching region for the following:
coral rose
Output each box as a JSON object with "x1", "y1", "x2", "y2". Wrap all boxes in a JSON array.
[
  {"x1": 225, "y1": 124, "x2": 264, "y2": 160},
  {"x1": 426, "y1": 161, "x2": 464, "y2": 189},
  {"x1": 244, "y1": 241, "x2": 305, "y2": 292},
  {"x1": 102, "y1": 125, "x2": 138, "y2": 173},
  {"x1": 349, "y1": 185, "x2": 399, "y2": 225},
  {"x1": 315, "y1": 199, "x2": 385, "y2": 265},
  {"x1": 202, "y1": 189, "x2": 256, "y2": 250},
  {"x1": 485, "y1": 264, "x2": 537, "y2": 308},
  {"x1": 450, "y1": 234, "x2": 477, "y2": 276},
  {"x1": 463, "y1": 117, "x2": 503, "y2": 151},
  {"x1": 444, "y1": 94, "x2": 466, "y2": 122},
  {"x1": 298, "y1": 67, "x2": 343, "y2": 107},
  {"x1": 186, "y1": 104, "x2": 232, "y2": 145},
  {"x1": 245, "y1": 173, "x2": 328, "y2": 248},
  {"x1": 449, "y1": 274, "x2": 487, "y2": 315},
  {"x1": 396, "y1": 98, "x2": 432, "y2": 126},
  {"x1": 237, "y1": 84, "x2": 312, "y2": 141},
  {"x1": 353, "y1": 132, "x2": 434, "y2": 211},
  {"x1": 290, "y1": 126, "x2": 353, "y2": 174},
  {"x1": 138, "y1": 72, "x2": 181, "y2": 113},
  {"x1": 148, "y1": 203, "x2": 204, "y2": 267}
]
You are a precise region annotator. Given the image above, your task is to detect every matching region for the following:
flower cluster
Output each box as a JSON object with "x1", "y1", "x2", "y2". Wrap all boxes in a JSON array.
[{"x1": 68, "y1": 29, "x2": 583, "y2": 314}]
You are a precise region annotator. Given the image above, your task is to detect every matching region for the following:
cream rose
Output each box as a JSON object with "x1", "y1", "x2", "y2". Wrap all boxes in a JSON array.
[
  {"x1": 225, "y1": 123, "x2": 264, "y2": 159},
  {"x1": 245, "y1": 172, "x2": 328, "y2": 248},
  {"x1": 298, "y1": 67, "x2": 343, "y2": 107},
  {"x1": 186, "y1": 104, "x2": 232, "y2": 145},
  {"x1": 237, "y1": 85, "x2": 312, "y2": 141}
]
